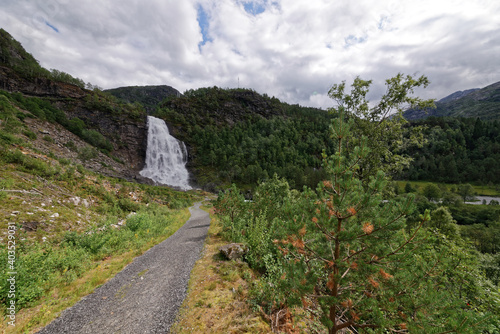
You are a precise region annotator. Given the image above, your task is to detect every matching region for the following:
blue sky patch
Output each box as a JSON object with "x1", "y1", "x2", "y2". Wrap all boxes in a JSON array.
[
  {"x1": 344, "y1": 35, "x2": 366, "y2": 48},
  {"x1": 197, "y1": 4, "x2": 212, "y2": 51},
  {"x1": 45, "y1": 21, "x2": 59, "y2": 33},
  {"x1": 243, "y1": 1, "x2": 266, "y2": 15}
]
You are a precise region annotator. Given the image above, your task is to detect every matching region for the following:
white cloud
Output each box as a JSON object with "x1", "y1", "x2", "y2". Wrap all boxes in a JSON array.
[{"x1": 1, "y1": 0, "x2": 499, "y2": 108}]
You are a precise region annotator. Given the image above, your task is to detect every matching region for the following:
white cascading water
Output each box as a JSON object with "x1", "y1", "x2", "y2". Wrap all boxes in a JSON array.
[{"x1": 140, "y1": 116, "x2": 192, "y2": 190}]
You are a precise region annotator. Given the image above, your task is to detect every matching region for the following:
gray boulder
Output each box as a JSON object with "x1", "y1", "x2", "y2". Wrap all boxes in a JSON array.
[{"x1": 219, "y1": 243, "x2": 249, "y2": 260}]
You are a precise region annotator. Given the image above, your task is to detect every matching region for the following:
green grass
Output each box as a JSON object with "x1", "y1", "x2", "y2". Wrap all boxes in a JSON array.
[
  {"x1": 395, "y1": 180, "x2": 500, "y2": 197},
  {"x1": 0, "y1": 118, "x2": 201, "y2": 333}
]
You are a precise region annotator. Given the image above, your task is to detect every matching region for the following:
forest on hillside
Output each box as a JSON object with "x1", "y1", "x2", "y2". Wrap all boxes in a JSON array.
[
  {"x1": 214, "y1": 75, "x2": 500, "y2": 333},
  {"x1": 154, "y1": 87, "x2": 336, "y2": 190},
  {"x1": 1, "y1": 27, "x2": 500, "y2": 333},
  {"x1": 399, "y1": 117, "x2": 500, "y2": 184}
]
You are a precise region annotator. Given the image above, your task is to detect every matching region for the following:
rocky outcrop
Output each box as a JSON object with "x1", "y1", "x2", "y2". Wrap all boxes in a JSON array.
[
  {"x1": 0, "y1": 64, "x2": 148, "y2": 175},
  {"x1": 0, "y1": 66, "x2": 86, "y2": 98},
  {"x1": 52, "y1": 99, "x2": 148, "y2": 171},
  {"x1": 219, "y1": 243, "x2": 249, "y2": 260},
  {"x1": 1, "y1": 29, "x2": 149, "y2": 180}
]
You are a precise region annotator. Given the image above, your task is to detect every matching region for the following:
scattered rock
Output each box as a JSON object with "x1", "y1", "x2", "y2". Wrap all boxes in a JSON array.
[
  {"x1": 22, "y1": 221, "x2": 40, "y2": 232},
  {"x1": 11, "y1": 211, "x2": 20, "y2": 215},
  {"x1": 70, "y1": 197, "x2": 81, "y2": 206},
  {"x1": 219, "y1": 243, "x2": 249, "y2": 260},
  {"x1": 50, "y1": 213, "x2": 59, "y2": 218}
]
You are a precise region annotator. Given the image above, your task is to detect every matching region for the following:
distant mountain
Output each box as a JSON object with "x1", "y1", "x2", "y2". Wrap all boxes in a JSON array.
[
  {"x1": 404, "y1": 81, "x2": 500, "y2": 121},
  {"x1": 438, "y1": 88, "x2": 479, "y2": 103},
  {"x1": 105, "y1": 85, "x2": 181, "y2": 113}
]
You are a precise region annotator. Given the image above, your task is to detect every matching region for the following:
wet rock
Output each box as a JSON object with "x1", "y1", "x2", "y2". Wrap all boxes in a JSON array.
[{"x1": 219, "y1": 243, "x2": 249, "y2": 260}]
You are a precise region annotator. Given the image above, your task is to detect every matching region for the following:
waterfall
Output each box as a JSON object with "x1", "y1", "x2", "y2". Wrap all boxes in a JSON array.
[{"x1": 140, "y1": 116, "x2": 192, "y2": 190}]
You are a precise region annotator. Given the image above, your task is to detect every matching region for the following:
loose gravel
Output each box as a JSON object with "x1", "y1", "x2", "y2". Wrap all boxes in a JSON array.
[{"x1": 37, "y1": 202, "x2": 210, "y2": 334}]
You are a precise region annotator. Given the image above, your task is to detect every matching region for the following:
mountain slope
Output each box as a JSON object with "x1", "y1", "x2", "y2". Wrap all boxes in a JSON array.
[
  {"x1": 438, "y1": 88, "x2": 479, "y2": 103},
  {"x1": 1, "y1": 29, "x2": 149, "y2": 178},
  {"x1": 105, "y1": 85, "x2": 181, "y2": 113},
  {"x1": 404, "y1": 81, "x2": 500, "y2": 121}
]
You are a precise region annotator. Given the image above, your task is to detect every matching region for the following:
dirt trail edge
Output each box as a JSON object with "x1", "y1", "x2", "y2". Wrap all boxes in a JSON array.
[{"x1": 37, "y1": 202, "x2": 210, "y2": 334}]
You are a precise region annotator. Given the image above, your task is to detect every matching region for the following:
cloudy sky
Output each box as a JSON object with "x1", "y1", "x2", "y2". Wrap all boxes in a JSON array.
[{"x1": 1, "y1": 0, "x2": 499, "y2": 108}]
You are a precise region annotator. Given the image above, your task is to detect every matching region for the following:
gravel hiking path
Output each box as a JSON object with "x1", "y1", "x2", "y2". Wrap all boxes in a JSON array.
[{"x1": 37, "y1": 202, "x2": 210, "y2": 334}]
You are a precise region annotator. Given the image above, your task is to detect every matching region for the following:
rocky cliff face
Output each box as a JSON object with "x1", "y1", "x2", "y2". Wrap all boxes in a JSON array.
[
  {"x1": 53, "y1": 98, "x2": 148, "y2": 172},
  {"x1": 0, "y1": 65, "x2": 148, "y2": 179},
  {"x1": 1, "y1": 28, "x2": 150, "y2": 181},
  {"x1": 0, "y1": 66, "x2": 86, "y2": 98}
]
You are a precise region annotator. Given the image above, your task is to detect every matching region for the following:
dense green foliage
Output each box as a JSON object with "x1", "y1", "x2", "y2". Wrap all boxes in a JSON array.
[
  {"x1": 159, "y1": 86, "x2": 284, "y2": 128},
  {"x1": 328, "y1": 74, "x2": 434, "y2": 181},
  {"x1": 215, "y1": 76, "x2": 500, "y2": 333},
  {"x1": 105, "y1": 85, "x2": 181, "y2": 113},
  {"x1": 155, "y1": 87, "x2": 335, "y2": 190},
  {"x1": 188, "y1": 110, "x2": 334, "y2": 189},
  {"x1": 401, "y1": 181, "x2": 500, "y2": 259},
  {"x1": 401, "y1": 117, "x2": 500, "y2": 184},
  {"x1": 216, "y1": 153, "x2": 500, "y2": 334}
]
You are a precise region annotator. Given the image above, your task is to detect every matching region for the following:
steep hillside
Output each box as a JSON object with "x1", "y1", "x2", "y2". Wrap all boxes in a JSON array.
[
  {"x1": 105, "y1": 85, "x2": 181, "y2": 113},
  {"x1": 0, "y1": 29, "x2": 148, "y2": 178},
  {"x1": 151, "y1": 87, "x2": 334, "y2": 191},
  {"x1": 438, "y1": 88, "x2": 479, "y2": 103},
  {"x1": 159, "y1": 86, "x2": 286, "y2": 133},
  {"x1": 0, "y1": 30, "x2": 200, "y2": 331},
  {"x1": 404, "y1": 81, "x2": 500, "y2": 120}
]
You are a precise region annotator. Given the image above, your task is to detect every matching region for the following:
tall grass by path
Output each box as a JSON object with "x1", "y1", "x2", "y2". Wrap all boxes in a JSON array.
[{"x1": 0, "y1": 206, "x2": 191, "y2": 333}]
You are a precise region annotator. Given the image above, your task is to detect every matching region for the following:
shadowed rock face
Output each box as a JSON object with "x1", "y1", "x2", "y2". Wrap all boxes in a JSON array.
[
  {"x1": 0, "y1": 66, "x2": 86, "y2": 98},
  {"x1": 1, "y1": 28, "x2": 149, "y2": 179},
  {"x1": 0, "y1": 65, "x2": 148, "y2": 177},
  {"x1": 53, "y1": 98, "x2": 148, "y2": 172}
]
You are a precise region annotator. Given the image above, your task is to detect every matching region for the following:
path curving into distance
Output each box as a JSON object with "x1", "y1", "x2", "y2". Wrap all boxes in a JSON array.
[{"x1": 37, "y1": 202, "x2": 210, "y2": 334}]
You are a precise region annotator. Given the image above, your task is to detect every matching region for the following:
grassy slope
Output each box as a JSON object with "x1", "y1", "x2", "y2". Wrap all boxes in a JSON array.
[
  {"x1": 1, "y1": 209, "x2": 190, "y2": 333},
  {"x1": 395, "y1": 180, "x2": 500, "y2": 197},
  {"x1": 0, "y1": 96, "x2": 202, "y2": 332}
]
